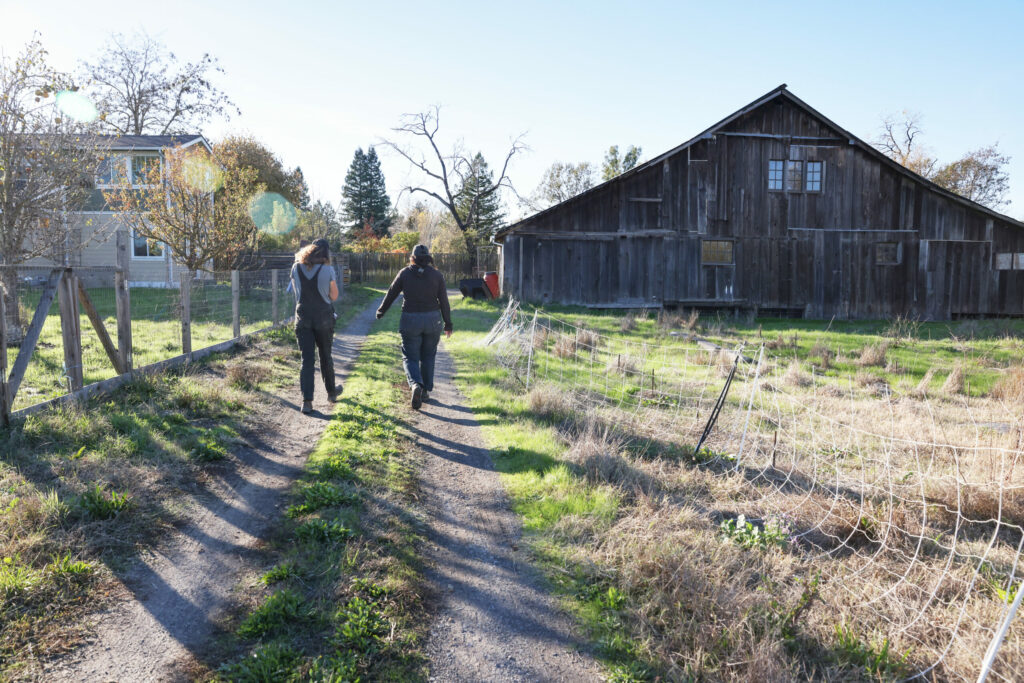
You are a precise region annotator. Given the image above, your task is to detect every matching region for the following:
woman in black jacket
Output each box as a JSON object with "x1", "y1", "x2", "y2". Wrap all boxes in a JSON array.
[{"x1": 376, "y1": 244, "x2": 452, "y2": 409}]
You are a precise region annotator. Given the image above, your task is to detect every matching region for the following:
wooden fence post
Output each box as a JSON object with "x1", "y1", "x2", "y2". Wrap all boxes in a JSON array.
[
  {"x1": 0, "y1": 291, "x2": 9, "y2": 426},
  {"x1": 271, "y1": 269, "x2": 279, "y2": 326},
  {"x1": 231, "y1": 270, "x2": 241, "y2": 338},
  {"x1": 180, "y1": 271, "x2": 192, "y2": 359},
  {"x1": 57, "y1": 270, "x2": 84, "y2": 392},
  {"x1": 115, "y1": 230, "x2": 132, "y2": 373}
]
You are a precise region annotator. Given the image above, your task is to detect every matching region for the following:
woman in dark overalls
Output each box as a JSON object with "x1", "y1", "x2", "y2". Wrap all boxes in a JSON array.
[{"x1": 291, "y1": 238, "x2": 340, "y2": 413}]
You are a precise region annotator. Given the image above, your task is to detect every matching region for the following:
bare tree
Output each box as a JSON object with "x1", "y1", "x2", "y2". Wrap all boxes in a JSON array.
[
  {"x1": 81, "y1": 32, "x2": 238, "y2": 135},
  {"x1": 379, "y1": 106, "x2": 526, "y2": 237},
  {"x1": 931, "y1": 145, "x2": 1011, "y2": 210},
  {"x1": 0, "y1": 38, "x2": 105, "y2": 335},
  {"x1": 874, "y1": 111, "x2": 937, "y2": 178}
]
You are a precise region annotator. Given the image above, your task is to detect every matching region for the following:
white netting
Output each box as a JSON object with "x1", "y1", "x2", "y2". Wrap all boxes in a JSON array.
[{"x1": 483, "y1": 299, "x2": 1023, "y2": 681}]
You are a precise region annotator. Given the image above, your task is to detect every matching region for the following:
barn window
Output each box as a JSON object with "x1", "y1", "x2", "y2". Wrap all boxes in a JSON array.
[
  {"x1": 995, "y1": 253, "x2": 1013, "y2": 270},
  {"x1": 805, "y1": 161, "x2": 823, "y2": 192},
  {"x1": 876, "y1": 242, "x2": 901, "y2": 265},
  {"x1": 702, "y1": 240, "x2": 733, "y2": 265},
  {"x1": 785, "y1": 161, "x2": 803, "y2": 191},
  {"x1": 1015, "y1": 254, "x2": 1024, "y2": 270},
  {"x1": 768, "y1": 160, "x2": 784, "y2": 190}
]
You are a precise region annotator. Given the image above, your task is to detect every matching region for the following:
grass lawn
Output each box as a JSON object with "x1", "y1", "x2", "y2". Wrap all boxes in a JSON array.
[
  {"x1": 9, "y1": 283, "x2": 372, "y2": 411},
  {"x1": 443, "y1": 297, "x2": 1024, "y2": 682}
]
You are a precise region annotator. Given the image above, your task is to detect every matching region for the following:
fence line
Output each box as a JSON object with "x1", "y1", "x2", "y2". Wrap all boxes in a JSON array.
[
  {"x1": 345, "y1": 250, "x2": 499, "y2": 285},
  {"x1": 0, "y1": 256, "x2": 326, "y2": 424}
]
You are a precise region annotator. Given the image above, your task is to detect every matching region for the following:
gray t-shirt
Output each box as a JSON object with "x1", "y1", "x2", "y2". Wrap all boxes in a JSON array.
[{"x1": 290, "y1": 263, "x2": 336, "y2": 305}]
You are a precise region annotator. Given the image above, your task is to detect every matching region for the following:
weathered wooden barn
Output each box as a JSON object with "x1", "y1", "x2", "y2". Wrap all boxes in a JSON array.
[{"x1": 495, "y1": 85, "x2": 1024, "y2": 319}]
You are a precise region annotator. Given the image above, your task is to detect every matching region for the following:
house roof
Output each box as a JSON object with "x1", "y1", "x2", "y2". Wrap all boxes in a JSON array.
[
  {"x1": 494, "y1": 85, "x2": 1023, "y2": 241},
  {"x1": 95, "y1": 134, "x2": 211, "y2": 151}
]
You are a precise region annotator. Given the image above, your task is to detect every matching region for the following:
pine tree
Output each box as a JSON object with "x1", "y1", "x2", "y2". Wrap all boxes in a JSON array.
[
  {"x1": 455, "y1": 152, "x2": 505, "y2": 247},
  {"x1": 341, "y1": 147, "x2": 392, "y2": 237}
]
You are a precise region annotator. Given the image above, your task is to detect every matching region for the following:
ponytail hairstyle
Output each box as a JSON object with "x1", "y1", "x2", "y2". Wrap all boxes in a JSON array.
[{"x1": 295, "y1": 238, "x2": 331, "y2": 266}]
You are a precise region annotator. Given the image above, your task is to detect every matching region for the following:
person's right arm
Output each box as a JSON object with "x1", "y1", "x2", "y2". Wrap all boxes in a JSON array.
[
  {"x1": 376, "y1": 271, "x2": 404, "y2": 318},
  {"x1": 437, "y1": 272, "x2": 452, "y2": 337}
]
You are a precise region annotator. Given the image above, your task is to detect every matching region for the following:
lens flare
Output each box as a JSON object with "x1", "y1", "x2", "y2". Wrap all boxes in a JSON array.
[
  {"x1": 248, "y1": 192, "x2": 297, "y2": 235},
  {"x1": 55, "y1": 90, "x2": 98, "y2": 123},
  {"x1": 181, "y1": 155, "x2": 224, "y2": 193}
]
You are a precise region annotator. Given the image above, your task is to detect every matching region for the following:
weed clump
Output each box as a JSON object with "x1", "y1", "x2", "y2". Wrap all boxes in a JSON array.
[
  {"x1": 528, "y1": 384, "x2": 576, "y2": 422},
  {"x1": 77, "y1": 485, "x2": 132, "y2": 520},
  {"x1": 227, "y1": 362, "x2": 270, "y2": 390},
  {"x1": 991, "y1": 366, "x2": 1024, "y2": 402},
  {"x1": 238, "y1": 589, "x2": 310, "y2": 638},
  {"x1": 942, "y1": 363, "x2": 965, "y2": 394},
  {"x1": 856, "y1": 342, "x2": 889, "y2": 367}
]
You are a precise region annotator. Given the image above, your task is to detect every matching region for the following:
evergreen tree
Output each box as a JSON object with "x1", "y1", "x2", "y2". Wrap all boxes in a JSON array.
[
  {"x1": 455, "y1": 152, "x2": 505, "y2": 247},
  {"x1": 341, "y1": 147, "x2": 392, "y2": 237}
]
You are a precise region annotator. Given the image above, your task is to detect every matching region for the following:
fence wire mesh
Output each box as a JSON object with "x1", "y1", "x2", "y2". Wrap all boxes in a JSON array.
[{"x1": 483, "y1": 299, "x2": 1023, "y2": 682}]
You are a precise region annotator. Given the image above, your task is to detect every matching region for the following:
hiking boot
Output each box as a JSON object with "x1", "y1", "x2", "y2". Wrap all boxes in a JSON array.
[
  {"x1": 327, "y1": 385, "x2": 343, "y2": 403},
  {"x1": 301, "y1": 400, "x2": 313, "y2": 414},
  {"x1": 422, "y1": 390, "x2": 430, "y2": 402},
  {"x1": 411, "y1": 385, "x2": 423, "y2": 410}
]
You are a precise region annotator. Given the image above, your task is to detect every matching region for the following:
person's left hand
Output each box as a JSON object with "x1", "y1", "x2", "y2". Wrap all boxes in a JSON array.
[
  {"x1": 375, "y1": 310, "x2": 384, "y2": 320},
  {"x1": 445, "y1": 329, "x2": 452, "y2": 339}
]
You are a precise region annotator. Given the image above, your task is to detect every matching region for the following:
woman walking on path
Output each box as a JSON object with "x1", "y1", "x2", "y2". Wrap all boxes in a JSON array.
[
  {"x1": 291, "y1": 238, "x2": 341, "y2": 414},
  {"x1": 376, "y1": 244, "x2": 453, "y2": 409}
]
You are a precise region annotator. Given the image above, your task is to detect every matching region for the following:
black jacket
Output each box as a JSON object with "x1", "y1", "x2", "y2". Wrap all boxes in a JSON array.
[{"x1": 378, "y1": 265, "x2": 453, "y2": 331}]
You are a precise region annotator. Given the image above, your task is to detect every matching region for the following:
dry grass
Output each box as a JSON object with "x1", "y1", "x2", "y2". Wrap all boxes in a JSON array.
[
  {"x1": 856, "y1": 342, "x2": 889, "y2": 367},
  {"x1": 527, "y1": 383, "x2": 576, "y2": 422},
  {"x1": 809, "y1": 341, "x2": 833, "y2": 370},
  {"x1": 552, "y1": 334, "x2": 576, "y2": 359},
  {"x1": 531, "y1": 326, "x2": 550, "y2": 349},
  {"x1": 910, "y1": 367, "x2": 937, "y2": 398},
  {"x1": 226, "y1": 362, "x2": 271, "y2": 389},
  {"x1": 765, "y1": 333, "x2": 798, "y2": 350},
  {"x1": 606, "y1": 354, "x2": 642, "y2": 377},
  {"x1": 783, "y1": 361, "x2": 812, "y2": 388},
  {"x1": 942, "y1": 363, "x2": 965, "y2": 394},
  {"x1": 991, "y1": 366, "x2": 1024, "y2": 403},
  {"x1": 619, "y1": 314, "x2": 637, "y2": 333},
  {"x1": 575, "y1": 327, "x2": 602, "y2": 350}
]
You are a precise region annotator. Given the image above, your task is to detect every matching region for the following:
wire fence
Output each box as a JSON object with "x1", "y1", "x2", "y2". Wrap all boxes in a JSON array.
[
  {"x1": 484, "y1": 299, "x2": 1023, "y2": 682},
  {"x1": 0, "y1": 266, "x2": 304, "y2": 417},
  {"x1": 346, "y1": 249, "x2": 499, "y2": 285}
]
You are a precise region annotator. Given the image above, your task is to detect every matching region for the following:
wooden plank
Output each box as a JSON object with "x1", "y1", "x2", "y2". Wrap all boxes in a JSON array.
[
  {"x1": 77, "y1": 279, "x2": 125, "y2": 375},
  {"x1": 0, "y1": 292, "x2": 9, "y2": 426},
  {"x1": 180, "y1": 272, "x2": 192, "y2": 357},
  {"x1": 272, "y1": 269, "x2": 280, "y2": 326},
  {"x1": 115, "y1": 230, "x2": 132, "y2": 372},
  {"x1": 57, "y1": 271, "x2": 84, "y2": 392},
  {"x1": 232, "y1": 270, "x2": 240, "y2": 337},
  {"x1": 7, "y1": 270, "x2": 60, "y2": 403}
]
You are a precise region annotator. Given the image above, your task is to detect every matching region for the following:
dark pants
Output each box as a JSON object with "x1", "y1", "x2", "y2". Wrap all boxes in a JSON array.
[
  {"x1": 400, "y1": 311, "x2": 443, "y2": 392},
  {"x1": 296, "y1": 325, "x2": 336, "y2": 401}
]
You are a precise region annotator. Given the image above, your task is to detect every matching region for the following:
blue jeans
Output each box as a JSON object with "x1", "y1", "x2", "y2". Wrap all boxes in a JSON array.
[{"x1": 400, "y1": 311, "x2": 443, "y2": 391}]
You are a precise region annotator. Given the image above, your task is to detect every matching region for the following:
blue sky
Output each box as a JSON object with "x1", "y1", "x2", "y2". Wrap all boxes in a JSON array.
[{"x1": 2, "y1": 0, "x2": 1022, "y2": 220}]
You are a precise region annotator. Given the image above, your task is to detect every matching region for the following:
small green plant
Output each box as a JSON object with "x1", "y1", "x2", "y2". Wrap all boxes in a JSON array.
[
  {"x1": 689, "y1": 446, "x2": 735, "y2": 464},
  {"x1": 295, "y1": 519, "x2": 352, "y2": 544},
  {"x1": 351, "y1": 577, "x2": 388, "y2": 599},
  {"x1": 190, "y1": 426, "x2": 236, "y2": 462},
  {"x1": 600, "y1": 586, "x2": 626, "y2": 610},
  {"x1": 833, "y1": 621, "x2": 910, "y2": 677},
  {"x1": 286, "y1": 482, "x2": 354, "y2": 518},
  {"x1": 39, "y1": 489, "x2": 69, "y2": 520},
  {"x1": 238, "y1": 589, "x2": 310, "y2": 638},
  {"x1": 306, "y1": 651, "x2": 360, "y2": 682},
  {"x1": 260, "y1": 562, "x2": 296, "y2": 585},
  {"x1": 334, "y1": 596, "x2": 388, "y2": 654},
  {"x1": 78, "y1": 485, "x2": 132, "y2": 519},
  {"x1": 218, "y1": 641, "x2": 301, "y2": 681},
  {"x1": 47, "y1": 554, "x2": 93, "y2": 577},
  {"x1": 0, "y1": 556, "x2": 40, "y2": 595},
  {"x1": 316, "y1": 454, "x2": 354, "y2": 481},
  {"x1": 720, "y1": 514, "x2": 790, "y2": 550}
]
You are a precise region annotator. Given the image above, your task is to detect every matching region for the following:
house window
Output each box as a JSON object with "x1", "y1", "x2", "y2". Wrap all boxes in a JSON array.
[
  {"x1": 876, "y1": 242, "x2": 900, "y2": 265},
  {"x1": 132, "y1": 154, "x2": 160, "y2": 186},
  {"x1": 785, "y1": 160, "x2": 803, "y2": 191},
  {"x1": 132, "y1": 229, "x2": 165, "y2": 259},
  {"x1": 702, "y1": 240, "x2": 733, "y2": 265},
  {"x1": 996, "y1": 253, "x2": 1013, "y2": 270},
  {"x1": 768, "y1": 160, "x2": 784, "y2": 190},
  {"x1": 805, "y1": 161, "x2": 823, "y2": 192},
  {"x1": 96, "y1": 155, "x2": 128, "y2": 186}
]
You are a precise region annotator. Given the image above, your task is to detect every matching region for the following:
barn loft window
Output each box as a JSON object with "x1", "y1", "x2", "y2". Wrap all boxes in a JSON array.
[
  {"x1": 768, "y1": 160, "x2": 784, "y2": 190},
  {"x1": 876, "y1": 242, "x2": 901, "y2": 265},
  {"x1": 805, "y1": 161, "x2": 823, "y2": 192},
  {"x1": 785, "y1": 161, "x2": 803, "y2": 191},
  {"x1": 702, "y1": 240, "x2": 734, "y2": 265},
  {"x1": 1015, "y1": 254, "x2": 1024, "y2": 270},
  {"x1": 995, "y1": 253, "x2": 1013, "y2": 270}
]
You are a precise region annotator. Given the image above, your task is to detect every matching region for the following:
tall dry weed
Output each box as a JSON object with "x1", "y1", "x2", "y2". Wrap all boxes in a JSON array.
[
  {"x1": 991, "y1": 367, "x2": 1024, "y2": 403},
  {"x1": 942, "y1": 363, "x2": 965, "y2": 395},
  {"x1": 856, "y1": 342, "x2": 889, "y2": 367}
]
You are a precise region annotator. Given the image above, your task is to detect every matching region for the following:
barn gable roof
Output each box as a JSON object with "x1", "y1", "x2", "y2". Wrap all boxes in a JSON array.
[{"x1": 495, "y1": 85, "x2": 1023, "y2": 241}]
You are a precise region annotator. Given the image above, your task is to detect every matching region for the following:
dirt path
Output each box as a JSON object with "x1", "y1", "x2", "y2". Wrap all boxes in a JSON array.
[
  {"x1": 414, "y1": 347, "x2": 602, "y2": 682},
  {"x1": 44, "y1": 299, "x2": 381, "y2": 682}
]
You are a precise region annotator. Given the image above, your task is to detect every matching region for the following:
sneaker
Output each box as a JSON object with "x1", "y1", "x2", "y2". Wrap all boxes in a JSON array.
[
  {"x1": 327, "y1": 387, "x2": 342, "y2": 403},
  {"x1": 422, "y1": 390, "x2": 430, "y2": 402},
  {"x1": 301, "y1": 400, "x2": 313, "y2": 414},
  {"x1": 411, "y1": 385, "x2": 423, "y2": 410}
]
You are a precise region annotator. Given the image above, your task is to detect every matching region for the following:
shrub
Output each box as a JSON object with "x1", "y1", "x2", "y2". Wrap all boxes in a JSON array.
[{"x1": 78, "y1": 485, "x2": 132, "y2": 519}]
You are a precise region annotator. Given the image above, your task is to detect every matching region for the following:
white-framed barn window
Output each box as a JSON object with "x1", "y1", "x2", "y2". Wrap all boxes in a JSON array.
[
  {"x1": 132, "y1": 228, "x2": 165, "y2": 259},
  {"x1": 1015, "y1": 254, "x2": 1024, "y2": 270},
  {"x1": 768, "y1": 160, "x2": 784, "y2": 190},
  {"x1": 995, "y1": 253, "x2": 1013, "y2": 270},
  {"x1": 805, "y1": 161, "x2": 824, "y2": 192},
  {"x1": 785, "y1": 160, "x2": 803, "y2": 191}
]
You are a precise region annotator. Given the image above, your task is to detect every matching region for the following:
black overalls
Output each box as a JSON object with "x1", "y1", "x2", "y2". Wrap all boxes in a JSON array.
[{"x1": 294, "y1": 264, "x2": 337, "y2": 401}]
